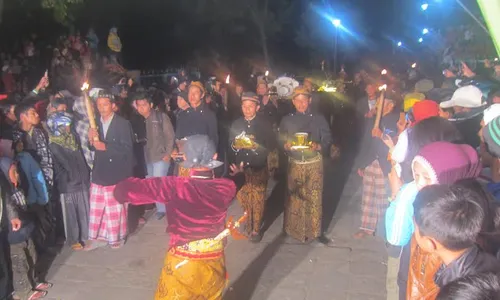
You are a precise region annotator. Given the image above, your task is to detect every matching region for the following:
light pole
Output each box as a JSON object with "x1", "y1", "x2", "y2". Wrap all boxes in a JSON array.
[{"x1": 332, "y1": 19, "x2": 341, "y2": 75}]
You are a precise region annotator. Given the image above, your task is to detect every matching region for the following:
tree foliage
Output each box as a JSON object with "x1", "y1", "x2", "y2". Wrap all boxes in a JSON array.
[{"x1": 41, "y1": 0, "x2": 83, "y2": 24}]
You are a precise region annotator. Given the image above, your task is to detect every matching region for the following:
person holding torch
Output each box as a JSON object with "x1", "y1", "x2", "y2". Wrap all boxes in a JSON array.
[{"x1": 85, "y1": 89, "x2": 134, "y2": 250}]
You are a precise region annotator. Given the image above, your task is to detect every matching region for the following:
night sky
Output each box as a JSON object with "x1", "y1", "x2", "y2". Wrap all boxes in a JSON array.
[{"x1": 0, "y1": 0, "x2": 482, "y2": 71}]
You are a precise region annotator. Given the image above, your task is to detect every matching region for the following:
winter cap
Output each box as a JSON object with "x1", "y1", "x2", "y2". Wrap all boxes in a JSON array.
[
  {"x1": 181, "y1": 135, "x2": 223, "y2": 169},
  {"x1": 483, "y1": 104, "x2": 500, "y2": 126},
  {"x1": 46, "y1": 112, "x2": 73, "y2": 136},
  {"x1": 412, "y1": 141, "x2": 481, "y2": 185},
  {"x1": 483, "y1": 116, "x2": 500, "y2": 158},
  {"x1": 412, "y1": 100, "x2": 440, "y2": 124},
  {"x1": 440, "y1": 85, "x2": 485, "y2": 109},
  {"x1": 241, "y1": 92, "x2": 260, "y2": 104},
  {"x1": 415, "y1": 79, "x2": 434, "y2": 94},
  {"x1": 188, "y1": 81, "x2": 205, "y2": 94},
  {"x1": 292, "y1": 87, "x2": 311, "y2": 99}
]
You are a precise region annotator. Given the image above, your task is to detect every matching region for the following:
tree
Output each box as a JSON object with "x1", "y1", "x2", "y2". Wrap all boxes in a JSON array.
[{"x1": 0, "y1": 0, "x2": 82, "y2": 25}]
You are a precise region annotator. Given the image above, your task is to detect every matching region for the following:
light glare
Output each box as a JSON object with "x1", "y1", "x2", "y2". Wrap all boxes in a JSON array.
[
  {"x1": 421, "y1": 3, "x2": 429, "y2": 11},
  {"x1": 333, "y1": 19, "x2": 341, "y2": 27}
]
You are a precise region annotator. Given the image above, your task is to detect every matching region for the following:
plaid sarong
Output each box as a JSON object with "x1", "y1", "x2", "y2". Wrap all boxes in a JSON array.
[
  {"x1": 88, "y1": 183, "x2": 127, "y2": 244},
  {"x1": 360, "y1": 160, "x2": 388, "y2": 233}
]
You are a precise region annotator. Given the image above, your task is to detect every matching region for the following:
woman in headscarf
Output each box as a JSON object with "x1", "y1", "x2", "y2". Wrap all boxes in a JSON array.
[
  {"x1": 46, "y1": 112, "x2": 90, "y2": 250},
  {"x1": 385, "y1": 141, "x2": 482, "y2": 299}
]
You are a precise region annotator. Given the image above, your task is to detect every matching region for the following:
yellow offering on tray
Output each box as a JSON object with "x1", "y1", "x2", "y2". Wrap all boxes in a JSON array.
[
  {"x1": 290, "y1": 132, "x2": 312, "y2": 150},
  {"x1": 234, "y1": 132, "x2": 256, "y2": 149}
]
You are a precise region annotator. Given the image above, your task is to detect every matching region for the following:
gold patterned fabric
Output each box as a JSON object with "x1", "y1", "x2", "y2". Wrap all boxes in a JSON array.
[
  {"x1": 155, "y1": 244, "x2": 226, "y2": 300},
  {"x1": 177, "y1": 165, "x2": 191, "y2": 178},
  {"x1": 267, "y1": 148, "x2": 279, "y2": 173},
  {"x1": 236, "y1": 167, "x2": 269, "y2": 234},
  {"x1": 284, "y1": 153, "x2": 323, "y2": 242}
]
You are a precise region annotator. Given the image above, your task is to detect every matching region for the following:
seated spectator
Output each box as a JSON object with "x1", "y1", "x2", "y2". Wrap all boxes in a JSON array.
[
  {"x1": 437, "y1": 272, "x2": 500, "y2": 300},
  {"x1": 413, "y1": 184, "x2": 500, "y2": 291}
]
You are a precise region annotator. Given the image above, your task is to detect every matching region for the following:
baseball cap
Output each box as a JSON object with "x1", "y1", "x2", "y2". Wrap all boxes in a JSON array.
[
  {"x1": 182, "y1": 135, "x2": 223, "y2": 169},
  {"x1": 440, "y1": 85, "x2": 485, "y2": 108}
]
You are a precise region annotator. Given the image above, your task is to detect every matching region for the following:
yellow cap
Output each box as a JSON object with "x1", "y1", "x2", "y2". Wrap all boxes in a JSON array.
[
  {"x1": 188, "y1": 81, "x2": 205, "y2": 94},
  {"x1": 403, "y1": 92, "x2": 425, "y2": 112}
]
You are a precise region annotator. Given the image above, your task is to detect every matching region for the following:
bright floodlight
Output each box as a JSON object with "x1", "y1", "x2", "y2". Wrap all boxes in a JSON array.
[
  {"x1": 333, "y1": 19, "x2": 341, "y2": 27},
  {"x1": 421, "y1": 3, "x2": 429, "y2": 11},
  {"x1": 422, "y1": 28, "x2": 429, "y2": 35},
  {"x1": 418, "y1": 37, "x2": 423, "y2": 43},
  {"x1": 397, "y1": 41, "x2": 402, "y2": 47}
]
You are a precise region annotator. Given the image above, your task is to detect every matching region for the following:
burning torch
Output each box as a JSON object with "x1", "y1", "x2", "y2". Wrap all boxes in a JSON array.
[{"x1": 81, "y1": 82, "x2": 98, "y2": 141}]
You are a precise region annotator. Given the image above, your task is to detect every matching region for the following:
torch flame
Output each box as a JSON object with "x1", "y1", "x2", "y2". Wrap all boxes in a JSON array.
[
  {"x1": 265, "y1": 70, "x2": 269, "y2": 77},
  {"x1": 378, "y1": 84, "x2": 387, "y2": 91},
  {"x1": 381, "y1": 69, "x2": 388, "y2": 75},
  {"x1": 81, "y1": 82, "x2": 89, "y2": 91},
  {"x1": 411, "y1": 63, "x2": 417, "y2": 69},
  {"x1": 225, "y1": 74, "x2": 230, "y2": 84}
]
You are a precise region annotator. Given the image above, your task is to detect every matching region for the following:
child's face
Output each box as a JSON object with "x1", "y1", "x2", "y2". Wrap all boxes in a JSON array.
[{"x1": 413, "y1": 161, "x2": 436, "y2": 191}]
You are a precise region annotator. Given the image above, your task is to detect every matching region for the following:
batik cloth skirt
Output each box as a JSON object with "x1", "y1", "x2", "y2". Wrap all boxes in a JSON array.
[
  {"x1": 60, "y1": 189, "x2": 90, "y2": 245},
  {"x1": 284, "y1": 153, "x2": 323, "y2": 243},
  {"x1": 267, "y1": 149, "x2": 279, "y2": 174},
  {"x1": 236, "y1": 167, "x2": 269, "y2": 234},
  {"x1": 177, "y1": 165, "x2": 191, "y2": 178},
  {"x1": 155, "y1": 239, "x2": 227, "y2": 300},
  {"x1": 88, "y1": 184, "x2": 127, "y2": 244},
  {"x1": 360, "y1": 160, "x2": 388, "y2": 233}
]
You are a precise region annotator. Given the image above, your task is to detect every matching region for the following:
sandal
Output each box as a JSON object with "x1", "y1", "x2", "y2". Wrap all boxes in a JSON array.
[
  {"x1": 83, "y1": 240, "x2": 107, "y2": 251},
  {"x1": 109, "y1": 241, "x2": 124, "y2": 249},
  {"x1": 71, "y1": 243, "x2": 83, "y2": 251},
  {"x1": 354, "y1": 230, "x2": 374, "y2": 239},
  {"x1": 35, "y1": 282, "x2": 53, "y2": 291},
  {"x1": 27, "y1": 290, "x2": 47, "y2": 300}
]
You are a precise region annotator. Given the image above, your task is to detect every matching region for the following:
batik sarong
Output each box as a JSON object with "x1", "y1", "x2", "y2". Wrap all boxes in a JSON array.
[
  {"x1": 177, "y1": 165, "x2": 190, "y2": 178},
  {"x1": 284, "y1": 153, "x2": 323, "y2": 242},
  {"x1": 236, "y1": 167, "x2": 269, "y2": 234},
  {"x1": 155, "y1": 239, "x2": 226, "y2": 300}
]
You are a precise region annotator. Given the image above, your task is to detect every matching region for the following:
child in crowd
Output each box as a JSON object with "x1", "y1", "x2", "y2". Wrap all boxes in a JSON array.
[
  {"x1": 413, "y1": 183, "x2": 500, "y2": 294},
  {"x1": 437, "y1": 272, "x2": 500, "y2": 300}
]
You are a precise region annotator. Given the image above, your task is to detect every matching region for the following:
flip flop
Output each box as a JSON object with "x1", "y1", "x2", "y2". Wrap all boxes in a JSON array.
[
  {"x1": 71, "y1": 243, "x2": 83, "y2": 251},
  {"x1": 28, "y1": 290, "x2": 47, "y2": 300},
  {"x1": 83, "y1": 240, "x2": 107, "y2": 251},
  {"x1": 35, "y1": 282, "x2": 53, "y2": 291}
]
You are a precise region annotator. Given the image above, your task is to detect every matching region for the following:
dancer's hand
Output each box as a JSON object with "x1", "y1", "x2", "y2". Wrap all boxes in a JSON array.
[{"x1": 229, "y1": 162, "x2": 244, "y2": 176}]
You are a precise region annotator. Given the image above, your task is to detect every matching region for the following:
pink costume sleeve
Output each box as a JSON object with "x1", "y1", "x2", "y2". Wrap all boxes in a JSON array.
[{"x1": 114, "y1": 176, "x2": 175, "y2": 205}]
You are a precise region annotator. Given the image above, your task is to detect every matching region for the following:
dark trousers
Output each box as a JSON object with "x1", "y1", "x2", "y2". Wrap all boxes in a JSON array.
[
  {"x1": 0, "y1": 231, "x2": 13, "y2": 300},
  {"x1": 398, "y1": 243, "x2": 411, "y2": 300}
]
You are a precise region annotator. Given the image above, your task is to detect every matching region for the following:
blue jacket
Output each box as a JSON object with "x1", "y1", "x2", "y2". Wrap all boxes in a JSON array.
[
  {"x1": 385, "y1": 181, "x2": 418, "y2": 246},
  {"x1": 17, "y1": 152, "x2": 48, "y2": 205}
]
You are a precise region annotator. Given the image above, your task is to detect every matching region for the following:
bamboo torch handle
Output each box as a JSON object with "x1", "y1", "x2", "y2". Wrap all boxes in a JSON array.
[{"x1": 373, "y1": 87, "x2": 386, "y2": 130}]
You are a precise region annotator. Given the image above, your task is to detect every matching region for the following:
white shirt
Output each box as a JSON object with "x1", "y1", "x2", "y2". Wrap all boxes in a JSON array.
[
  {"x1": 101, "y1": 113, "x2": 115, "y2": 139},
  {"x1": 392, "y1": 129, "x2": 409, "y2": 164}
]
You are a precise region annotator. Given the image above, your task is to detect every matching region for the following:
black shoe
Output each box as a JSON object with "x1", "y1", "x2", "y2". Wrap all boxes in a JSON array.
[
  {"x1": 156, "y1": 212, "x2": 166, "y2": 220},
  {"x1": 249, "y1": 233, "x2": 262, "y2": 243},
  {"x1": 309, "y1": 236, "x2": 335, "y2": 247}
]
